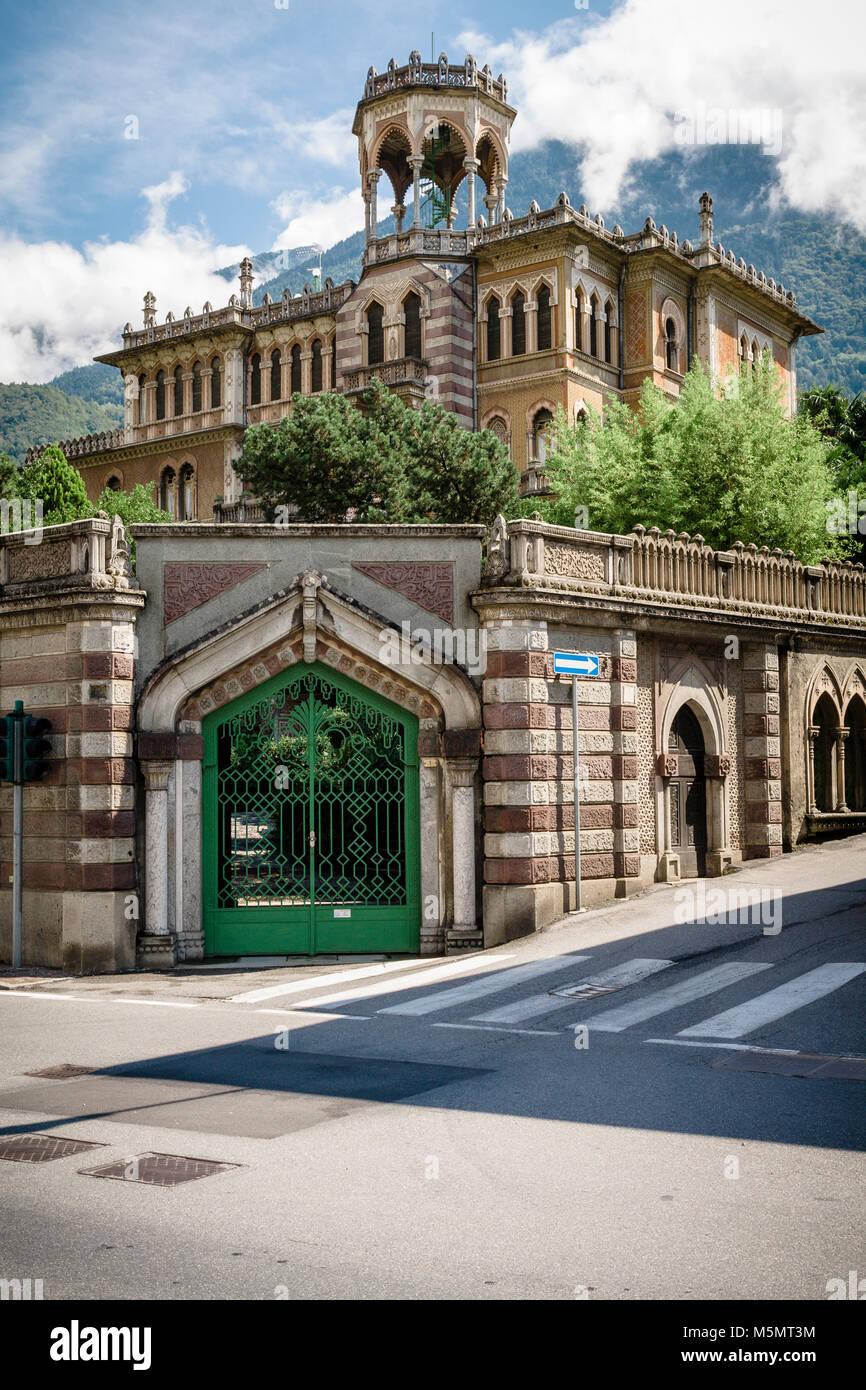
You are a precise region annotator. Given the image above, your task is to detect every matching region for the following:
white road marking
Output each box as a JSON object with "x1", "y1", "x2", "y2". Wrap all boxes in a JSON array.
[
  {"x1": 0, "y1": 991, "x2": 92, "y2": 1002},
  {"x1": 230, "y1": 955, "x2": 450, "y2": 1003},
  {"x1": 289, "y1": 953, "x2": 517, "y2": 1011},
  {"x1": 471, "y1": 958, "x2": 673, "y2": 1024},
  {"x1": 432, "y1": 1023, "x2": 561, "y2": 1037},
  {"x1": 646, "y1": 1038, "x2": 801, "y2": 1054},
  {"x1": 378, "y1": 955, "x2": 587, "y2": 1017},
  {"x1": 255, "y1": 1009, "x2": 372, "y2": 1020},
  {"x1": 573, "y1": 961, "x2": 772, "y2": 1033},
  {"x1": 677, "y1": 963, "x2": 866, "y2": 1039},
  {"x1": 103, "y1": 998, "x2": 199, "y2": 1008}
]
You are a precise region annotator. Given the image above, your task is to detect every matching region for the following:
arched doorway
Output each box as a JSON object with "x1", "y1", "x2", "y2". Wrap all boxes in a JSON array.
[
  {"x1": 844, "y1": 695, "x2": 866, "y2": 811},
  {"x1": 812, "y1": 694, "x2": 838, "y2": 811},
  {"x1": 668, "y1": 705, "x2": 708, "y2": 875},
  {"x1": 202, "y1": 662, "x2": 420, "y2": 956}
]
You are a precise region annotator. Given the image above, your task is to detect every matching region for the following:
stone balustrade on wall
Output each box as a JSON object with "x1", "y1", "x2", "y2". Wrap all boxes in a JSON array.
[{"x1": 484, "y1": 518, "x2": 866, "y2": 627}]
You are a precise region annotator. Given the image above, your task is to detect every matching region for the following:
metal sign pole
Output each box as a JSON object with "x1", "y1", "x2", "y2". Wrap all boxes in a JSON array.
[
  {"x1": 12, "y1": 702, "x2": 23, "y2": 969},
  {"x1": 573, "y1": 675, "x2": 582, "y2": 913}
]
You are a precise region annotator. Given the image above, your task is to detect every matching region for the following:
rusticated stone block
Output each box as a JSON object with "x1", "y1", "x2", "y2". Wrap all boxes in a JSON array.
[{"x1": 442, "y1": 728, "x2": 482, "y2": 759}]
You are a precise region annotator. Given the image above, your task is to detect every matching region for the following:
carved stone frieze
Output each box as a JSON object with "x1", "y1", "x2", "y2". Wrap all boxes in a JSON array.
[{"x1": 163, "y1": 562, "x2": 266, "y2": 624}]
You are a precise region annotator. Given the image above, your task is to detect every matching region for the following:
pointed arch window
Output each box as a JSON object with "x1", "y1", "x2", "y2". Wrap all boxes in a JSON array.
[
  {"x1": 604, "y1": 301, "x2": 615, "y2": 364},
  {"x1": 192, "y1": 361, "x2": 202, "y2": 413},
  {"x1": 155, "y1": 370, "x2": 166, "y2": 421},
  {"x1": 137, "y1": 373, "x2": 147, "y2": 425},
  {"x1": 290, "y1": 344, "x2": 302, "y2": 394},
  {"x1": 367, "y1": 301, "x2": 384, "y2": 365},
  {"x1": 250, "y1": 353, "x2": 261, "y2": 406},
  {"x1": 589, "y1": 296, "x2": 600, "y2": 359},
  {"x1": 270, "y1": 349, "x2": 282, "y2": 401},
  {"x1": 486, "y1": 296, "x2": 501, "y2": 361},
  {"x1": 665, "y1": 318, "x2": 678, "y2": 371},
  {"x1": 537, "y1": 285, "x2": 552, "y2": 351},
  {"x1": 160, "y1": 466, "x2": 177, "y2": 518},
  {"x1": 574, "y1": 302, "x2": 584, "y2": 353},
  {"x1": 531, "y1": 408, "x2": 553, "y2": 463},
  {"x1": 210, "y1": 356, "x2": 221, "y2": 408},
  {"x1": 179, "y1": 464, "x2": 196, "y2": 521},
  {"x1": 511, "y1": 290, "x2": 525, "y2": 356},
  {"x1": 173, "y1": 366, "x2": 183, "y2": 417},
  {"x1": 311, "y1": 340, "x2": 323, "y2": 393},
  {"x1": 404, "y1": 292, "x2": 422, "y2": 359}
]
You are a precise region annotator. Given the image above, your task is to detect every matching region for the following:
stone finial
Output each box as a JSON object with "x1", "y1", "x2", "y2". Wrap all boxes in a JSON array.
[
  {"x1": 143, "y1": 291, "x2": 156, "y2": 327},
  {"x1": 699, "y1": 191, "x2": 713, "y2": 249},
  {"x1": 239, "y1": 257, "x2": 254, "y2": 308}
]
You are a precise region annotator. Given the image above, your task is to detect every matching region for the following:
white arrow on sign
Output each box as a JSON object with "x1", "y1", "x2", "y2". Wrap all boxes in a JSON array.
[{"x1": 552, "y1": 651, "x2": 600, "y2": 677}]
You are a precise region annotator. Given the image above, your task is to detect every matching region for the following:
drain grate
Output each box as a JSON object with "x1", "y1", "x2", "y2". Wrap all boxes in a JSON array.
[
  {"x1": 24, "y1": 1064, "x2": 96, "y2": 1080},
  {"x1": 549, "y1": 982, "x2": 622, "y2": 1001},
  {"x1": 0, "y1": 1133, "x2": 106, "y2": 1163},
  {"x1": 80, "y1": 1151, "x2": 241, "y2": 1187}
]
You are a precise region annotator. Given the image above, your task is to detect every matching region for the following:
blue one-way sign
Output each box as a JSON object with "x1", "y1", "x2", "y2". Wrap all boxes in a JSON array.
[{"x1": 552, "y1": 651, "x2": 600, "y2": 677}]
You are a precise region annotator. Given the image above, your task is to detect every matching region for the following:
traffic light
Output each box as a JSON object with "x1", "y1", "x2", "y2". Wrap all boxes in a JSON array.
[
  {"x1": 23, "y1": 715, "x2": 52, "y2": 782},
  {"x1": 0, "y1": 716, "x2": 10, "y2": 783}
]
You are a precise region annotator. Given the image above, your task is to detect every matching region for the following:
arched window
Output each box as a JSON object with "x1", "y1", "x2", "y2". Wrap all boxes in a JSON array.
[
  {"x1": 486, "y1": 416, "x2": 509, "y2": 457},
  {"x1": 173, "y1": 366, "x2": 183, "y2": 417},
  {"x1": 665, "y1": 318, "x2": 678, "y2": 371},
  {"x1": 511, "y1": 290, "x2": 525, "y2": 356},
  {"x1": 574, "y1": 303, "x2": 584, "y2": 353},
  {"x1": 155, "y1": 370, "x2": 166, "y2": 421},
  {"x1": 290, "y1": 344, "x2": 302, "y2": 394},
  {"x1": 210, "y1": 356, "x2": 221, "y2": 408},
  {"x1": 192, "y1": 361, "x2": 202, "y2": 413},
  {"x1": 311, "y1": 340, "x2": 323, "y2": 393},
  {"x1": 105, "y1": 475, "x2": 121, "y2": 492},
  {"x1": 179, "y1": 464, "x2": 196, "y2": 521},
  {"x1": 367, "y1": 301, "x2": 384, "y2": 365},
  {"x1": 740, "y1": 333, "x2": 750, "y2": 369},
  {"x1": 537, "y1": 285, "x2": 552, "y2": 351},
  {"x1": 404, "y1": 292, "x2": 422, "y2": 359},
  {"x1": 486, "y1": 297, "x2": 501, "y2": 361},
  {"x1": 160, "y1": 466, "x2": 177, "y2": 519},
  {"x1": 531, "y1": 408, "x2": 553, "y2": 463},
  {"x1": 604, "y1": 301, "x2": 615, "y2": 363},
  {"x1": 250, "y1": 353, "x2": 261, "y2": 406},
  {"x1": 845, "y1": 696, "x2": 866, "y2": 811},
  {"x1": 751, "y1": 339, "x2": 760, "y2": 369},
  {"x1": 137, "y1": 373, "x2": 147, "y2": 425},
  {"x1": 271, "y1": 349, "x2": 282, "y2": 401},
  {"x1": 589, "y1": 296, "x2": 600, "y2": 359}
]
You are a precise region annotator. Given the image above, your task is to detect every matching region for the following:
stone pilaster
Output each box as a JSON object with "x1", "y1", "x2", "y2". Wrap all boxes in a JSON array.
[
  {"x1": 611, "y1": 629, "x2": 640, "y2": 880},
  {"x1": 742, "y1": 641, "x2": 783, "y2": 857}
]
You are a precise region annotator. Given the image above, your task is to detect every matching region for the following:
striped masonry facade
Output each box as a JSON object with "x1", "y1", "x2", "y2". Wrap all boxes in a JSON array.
[{"x1": 742, "y1": 641, "x2": 783, "y2": 857}]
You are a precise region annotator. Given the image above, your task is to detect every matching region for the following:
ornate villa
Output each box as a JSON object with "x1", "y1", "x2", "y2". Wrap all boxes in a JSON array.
[
  {"x1": 4, "y1": 56, "x2": 862, "y2": 976},
  {"x1": 29, "y1": 51, "x2": 819, "y2": 517}
]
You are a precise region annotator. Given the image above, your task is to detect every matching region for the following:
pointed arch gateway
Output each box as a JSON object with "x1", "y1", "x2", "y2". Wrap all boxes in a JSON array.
[
  {"x1": 656, "y1": 662, "x2": 732, "y2": 880},
  {"x1": 137, "y1": 573, "x2": 482, "y2": 959}
]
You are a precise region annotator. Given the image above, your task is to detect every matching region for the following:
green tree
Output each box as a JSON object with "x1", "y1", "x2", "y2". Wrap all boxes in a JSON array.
[
  {"x1": 233, "y1": 380, "x2": 518, "y2": 526},
  {"x1": 531, "y1": 357, "x2": 844, "y2": 563},
  {"x1": 0, "y1": 450, "x2": 19, "y2": 498},
  {"x1": 16, "y1": 444, "x2": 93, "y2": 525},
  {"x1": 94, "y1": 480, "x2": 170, "y2": 528}
]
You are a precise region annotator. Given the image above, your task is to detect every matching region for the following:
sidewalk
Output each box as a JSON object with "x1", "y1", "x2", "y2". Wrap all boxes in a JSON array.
[{"x1": 1, "y1": 833, "x2": 863, "y2": 1004}]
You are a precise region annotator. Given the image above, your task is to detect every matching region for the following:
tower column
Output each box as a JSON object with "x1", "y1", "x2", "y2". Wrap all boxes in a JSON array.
[
  {"x1": 367, "y1": 169, "x2": 383, "y2": 241},
  {"x1": 409, "y1": 156, "x2": 424, "y2": 228},
  {"x1": 463, "y1": 157, "x2": 479, "y2": 228}
]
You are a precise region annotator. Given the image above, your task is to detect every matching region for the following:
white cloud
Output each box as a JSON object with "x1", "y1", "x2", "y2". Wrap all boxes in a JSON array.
[
  {"x1": 460, "y1": 0, "x2": 866, "y2": 230},
  {"x1": 0, "y1": 184, "x2": 249, "y2": 382},
  {"x1": 271, "y1": 187, "x2": 365, "y2": 250}
]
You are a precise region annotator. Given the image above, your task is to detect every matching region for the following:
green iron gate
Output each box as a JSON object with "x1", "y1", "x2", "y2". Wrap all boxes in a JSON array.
[{"x1": 202, "y1": 663, "x2": 420, "y2": 955}]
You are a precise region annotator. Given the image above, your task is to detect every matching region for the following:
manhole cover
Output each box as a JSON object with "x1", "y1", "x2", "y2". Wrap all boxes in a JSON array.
[
  {"x1": 80, "y1": 1152, "x2": 241, "y2": 1187},
  {"x1": 24, "y1": 1064, "x2": 96, "y2": 1080},
  {"x1": 549, "y1": 983, "x2": 621, "y2": 1000},
  {"x1": 0, "y1": 1133, "x2": 106, "y2": 1163}
]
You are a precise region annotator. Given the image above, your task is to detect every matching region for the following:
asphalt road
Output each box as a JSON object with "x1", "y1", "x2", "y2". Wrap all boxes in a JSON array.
[{"x1": 1, "y1": 836, "x2": 864, "y2": 1301}]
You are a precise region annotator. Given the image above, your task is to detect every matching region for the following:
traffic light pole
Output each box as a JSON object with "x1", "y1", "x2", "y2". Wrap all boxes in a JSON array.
[{"x1": 11, "y1": 701, "x2": 23, "y2": 969}]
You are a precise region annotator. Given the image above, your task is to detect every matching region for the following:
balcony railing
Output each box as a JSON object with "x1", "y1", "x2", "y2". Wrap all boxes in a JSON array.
[{"x1": 341, "y1": 357, "x2": 428, "y2": 395}]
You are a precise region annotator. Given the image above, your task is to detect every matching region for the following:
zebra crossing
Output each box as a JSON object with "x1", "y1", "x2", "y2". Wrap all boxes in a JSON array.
[{"x1": 281, "y1": 950, "x2": 866, "y2": 1048}]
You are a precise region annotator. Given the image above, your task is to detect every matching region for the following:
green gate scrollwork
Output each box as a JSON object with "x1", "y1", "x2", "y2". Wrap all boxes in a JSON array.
[{"x1": 202, "y1": 663, "x2": 420, "y2": 955}]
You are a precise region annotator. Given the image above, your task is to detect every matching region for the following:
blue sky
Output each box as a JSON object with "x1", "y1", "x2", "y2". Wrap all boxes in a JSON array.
[{"x1": 0, "y1": 0, "x2": 862, "y2": 380}]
